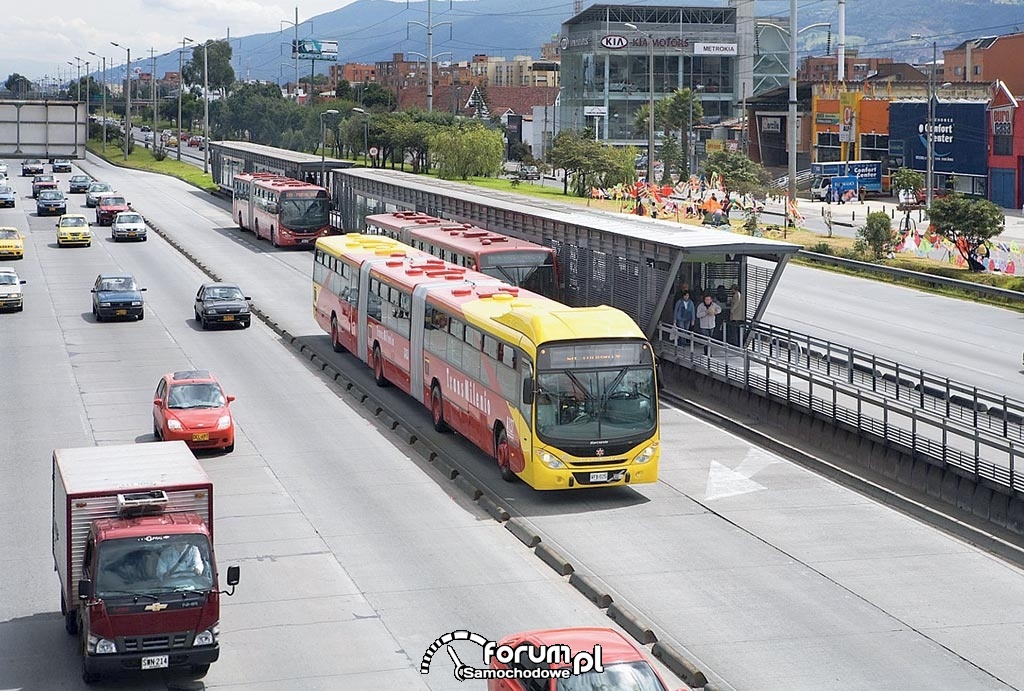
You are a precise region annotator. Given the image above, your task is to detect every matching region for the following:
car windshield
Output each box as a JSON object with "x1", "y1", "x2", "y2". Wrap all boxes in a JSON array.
[
  {"x1": 72, "y1": 176, "x2": 89, "y2": 182},
  {"x1": 0, "y1": 273, "x2": 18, "y2": 285},
  {"x1": 39, "y1": 191, "x2": 63, "y2": 200},
  {"x1": 99, "y1": 276, "x2": 138, "y2": 291},
  {"x1": 101, "y1": 197, "x2": 126, "y2": 206},
  {"x1": 25, "y1": 160, "x2": 40, "y2": 165},
  {"x1": 556, "y1": 661, "x2": 668, "y2": 691},
  {"x1": 0, "y1": 230, "x2": 18, "y2": 239},
  {"x1": 204, "y1": 286, "x2": 244, "y2": 301},
  {"x1": 89, "y1": 184, "x2": 111, "y2": 193},
  {"x1": 167, "y1": 383, "x2": 225, "y2": 409},
  {"x1": 35, "y1": 176, "x2": 54, "y2": 182},
  {"x1": 0, "y1": 187, "x2": 12, "y2": 194},
  {"x1": 117, "y1": 213, "x2": 143, "y2": 224},
  {"x1": 61, "y1": 217, "x2": 87, "y2": 227},
  {"x1": 95, "y1": 535, "x2": 214, "y2": 598}
]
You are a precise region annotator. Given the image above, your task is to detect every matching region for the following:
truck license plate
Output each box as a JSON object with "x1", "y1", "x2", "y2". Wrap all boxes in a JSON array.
[
  {"x1": 589, "y1": 472, "x2": 609, "y2": 483},
  {"x1": 141, "y1": 655, "x2": 169, "y2": 670},
  {"x1": 193, "y1": 432, "x2": 210, "y2": 442}
]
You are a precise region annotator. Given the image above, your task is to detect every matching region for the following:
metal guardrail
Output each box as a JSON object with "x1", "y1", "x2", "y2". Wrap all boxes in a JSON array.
[
  {"x1": 746, "y1": 322, "x2": 1024, "y2": 442},
  {"x1": 656, "y1": 324, "x2": 1024, "y2": 495},
  {"x1": 796, "y1": 251, "x2": 1024, "y2": 302}
]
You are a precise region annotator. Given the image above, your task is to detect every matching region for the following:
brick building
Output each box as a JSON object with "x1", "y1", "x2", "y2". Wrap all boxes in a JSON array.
[
  {"x1": 797, "y1": 51, "x2": 893, "y2": 82},
  {"x1": 943, "y1": 33, "x2": 1024, "y2": 93}
]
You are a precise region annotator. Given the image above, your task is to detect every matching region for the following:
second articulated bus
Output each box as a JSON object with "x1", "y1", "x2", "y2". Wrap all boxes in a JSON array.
[
  {"x1": 313, "y1": 233, "x2": 659, "y2": 490},
  {"x1": 233, "y1": 172, "x2": 331, "y2": 247},
  {"x1": 364, "y1": 211, "x2": 558, "y2": 297}
]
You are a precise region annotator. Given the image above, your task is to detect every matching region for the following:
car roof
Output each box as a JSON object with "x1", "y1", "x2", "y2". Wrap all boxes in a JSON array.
[
  {"x1": 201, "y1": 282, "x2": 241, "y2": 290},
  {"x1": 0, "y1": 267, "x2": 18, "y2": 276},
  {"x1": 497, "y1": 628, "x2": 646, "y2": 665},
  {"x1": 97, "y1": 273, "x2": 136, "y2": 280},
  {"x1": 59, "y1": 214, "x2": 88, "y2": 221},
  {"x1": 168, "y1": 369, "x2": 217, "y2": 384}
]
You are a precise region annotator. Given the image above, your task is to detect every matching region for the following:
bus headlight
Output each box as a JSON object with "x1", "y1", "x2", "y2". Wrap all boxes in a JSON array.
[
  {"x1": 633, "y1": 444, "x2": 658, "y2": 464},
  {"x1": 88, "y1": 634, "x2": 117, "y2": 654},
  {"x1": 537, "y1": 450, "x2": 565, "y2": 469}
]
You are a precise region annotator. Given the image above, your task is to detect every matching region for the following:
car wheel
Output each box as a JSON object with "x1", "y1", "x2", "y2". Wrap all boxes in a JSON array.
[
  {"x1": 94, "y1": 307, "x2": 103, "y2": 322},
  {"x1": 200, "y1": 314, "x2": 208, "y2": 330},
  {"x1": 372, "y1": 345, "x2": 388, "y2": 387},
  {"x1": 137, "y1": 309, "x2": 144, "y2": 321},
  {"x1": 224, "y1": 441, "x2": 235, "y2": 454},
  {"x1": 153, "y1": 419, "x2": 162, "y2": 440},
  {"x1": 56, "y1": 240, "x2": 62, "y2": 248},
  {"x1": 430, "y1": 385, "x2": 450, "y2": 433},
  {"x1": 85, "y1": 241, "x2": 91, "y2": 247}
]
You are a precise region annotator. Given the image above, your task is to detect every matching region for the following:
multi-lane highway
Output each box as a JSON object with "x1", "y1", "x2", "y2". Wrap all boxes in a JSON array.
[{"x1": 2, "y1": 155, "x2": 1024, "y2": 690}]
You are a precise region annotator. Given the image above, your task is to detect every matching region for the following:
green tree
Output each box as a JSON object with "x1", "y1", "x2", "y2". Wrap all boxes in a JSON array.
[
  {"x1": 657, "y1": 135, "x2": 683, "y2": 185},
  {"x1": 892, "y1": 167, "x2": 924, "y2": 196},
  {"x1": 702, "y1": 150, "x2": 775, "y2": 233},
  {"x1": 182, "y1": 41, "x2": 235, "y2": 94},
  {"x1": 856, "y1": 211, "x2": 897, "y2": 260},
  {"x1": 549, "y1": 129, "x2": 609, "y2": 196},
  {"x1": 361, "y1": 83, "x2": 396, "y2": 110},
  {"x1": 429, "y1": 123, "x2": 504, "y2": 180},
  {"x1": 5, "y1": 73, "x2": 32, "y2": 98},
  {"x1": 927, "y1": 194, "x2": 1005, "y2": 270}
]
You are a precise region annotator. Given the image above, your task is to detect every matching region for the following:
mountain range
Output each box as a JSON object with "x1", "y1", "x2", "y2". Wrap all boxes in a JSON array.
[{"x1": 135, "y1": 0, "x2": 1024, "y2": 85}]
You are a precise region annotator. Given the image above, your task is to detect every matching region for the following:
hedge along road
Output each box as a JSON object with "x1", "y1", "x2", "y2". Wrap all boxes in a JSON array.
[{"x1": 70, "y1": 152, "x2": 1024, "y2": 691}]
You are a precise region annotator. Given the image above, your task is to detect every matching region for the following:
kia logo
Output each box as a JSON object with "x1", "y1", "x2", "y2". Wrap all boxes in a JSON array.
[{"x1": 601, "y1": 35, "x2": 628, "y2": 50}]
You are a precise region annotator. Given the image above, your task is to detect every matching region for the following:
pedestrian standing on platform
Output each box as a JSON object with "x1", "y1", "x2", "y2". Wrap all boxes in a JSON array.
[
  {"x1": 727, "y1": 284, "x2": 745, "y2": 345},
  {"x1": 696, "y1": 294, "x2": 721, "y2": 345},
  {"x1": 673, "y1": 290, "x2": 695, "y2": 345}
]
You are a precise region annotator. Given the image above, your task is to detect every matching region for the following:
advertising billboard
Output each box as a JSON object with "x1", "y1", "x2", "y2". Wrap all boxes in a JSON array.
[
  {"x1": 888, "y1": 101, "x2": 988, "y2": 176},
  {"x1": 292, "y1": 39, "x2": 339, "y2": 62}
]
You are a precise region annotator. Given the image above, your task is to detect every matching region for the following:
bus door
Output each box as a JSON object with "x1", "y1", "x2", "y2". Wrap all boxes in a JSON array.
[{"x1": 408, "y1": 284, "x2": 431, "y2": 404}]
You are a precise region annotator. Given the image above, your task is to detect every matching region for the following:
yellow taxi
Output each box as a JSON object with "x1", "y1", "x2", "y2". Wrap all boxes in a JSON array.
[
  {"x1": 0, "y1": 227, "x2": 25, "y2": 259},
  {"x1": 56, "y1": 214, "x2": 93, "y2": 248}
]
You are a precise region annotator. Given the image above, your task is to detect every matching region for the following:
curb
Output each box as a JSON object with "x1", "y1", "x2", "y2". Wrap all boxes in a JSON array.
[
  {"x1": 652, "y1": 641, "x2": 709, "y2": 688},
  {"x1": 505, "y1": 517, "x2": 541, "y2": 548},
  {"x1": 568, "y1": 572, "x2": 613, "y2": 608},
  {"x1": 606, "y1": 601, "x2": 657, "y2": 645},
  {"x1": 534, "y1": 542, "x2": 574, "y2": 576}
]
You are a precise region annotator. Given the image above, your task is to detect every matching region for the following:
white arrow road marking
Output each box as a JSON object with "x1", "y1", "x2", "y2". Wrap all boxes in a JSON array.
[{"x1": 703, "y1": 448, "x2": 779, "y2": 501}]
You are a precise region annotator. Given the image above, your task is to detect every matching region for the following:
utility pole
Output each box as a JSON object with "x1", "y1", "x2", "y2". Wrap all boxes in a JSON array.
[
  {"x1": 178, "y1": 37, "x2": 193, "y2": 161},
  {"x1": 837, "y1": 0, "x2": 846, "y2": 82},
  {"x1": 787, "y1": 0, "x2": 798, "y2": 218},
  {"x1": 203, "y1": 40, "x2": 210, "y2": 173},
  {"x1": 280, "y1": 8, "x2": 302, "y2": 101},
  {"x1": 150, "y1": 47, "x2": 158, "y2": 143},
  {"x1": 408, "y1": 0, "x2": 452, "y2": 112},
  {"x1": 88, "y1": 52, "x2": 107, "y2": 151},
  {"x1": 112, "y1": 43, "x2": 131, "y2": 161}
]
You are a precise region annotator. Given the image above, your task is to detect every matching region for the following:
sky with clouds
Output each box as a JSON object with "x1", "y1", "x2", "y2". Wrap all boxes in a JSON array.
[{"x1": 2, "y1": 0, "x2": 359, "y2": 81}]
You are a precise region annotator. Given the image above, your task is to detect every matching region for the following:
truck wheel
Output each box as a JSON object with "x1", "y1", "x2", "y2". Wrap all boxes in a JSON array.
[
  {"x1": 82, "y1": 665, "x2": 100, "y2": 684},
  {"x1": 191, "y1": 663, "x2": 211, "y2": 678},
  {"x1": 61, "y1": 592, "x2": 78, "y2": 634}
]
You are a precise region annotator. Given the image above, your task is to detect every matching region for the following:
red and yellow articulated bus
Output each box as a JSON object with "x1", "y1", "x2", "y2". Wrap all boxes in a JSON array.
[
  {"x1": 313, "y1": 233, "x2": 659, "y2": 490},
  {"x1": 364, "y1": 211, "x2": 558, "y2": 297},
  {"x1": 232, "y1": 172, "x2": 330, "y2": 247}
]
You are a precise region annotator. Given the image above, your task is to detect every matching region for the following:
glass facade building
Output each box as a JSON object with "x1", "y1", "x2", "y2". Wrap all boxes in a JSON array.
[{"x1": 559, "y1": 3, "x2": 754, "y2": 145}]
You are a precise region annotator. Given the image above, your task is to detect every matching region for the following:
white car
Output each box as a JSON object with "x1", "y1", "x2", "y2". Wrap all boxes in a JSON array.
[
  {"x1": 0, "y1": 162, "x2": 8, "y2": 176},
  {"x1": 0, "y1": 267, "x2": 26, "y2": 311},
  {"x1": 110, "y1": 211, "x2": 147, "y2": 242}
]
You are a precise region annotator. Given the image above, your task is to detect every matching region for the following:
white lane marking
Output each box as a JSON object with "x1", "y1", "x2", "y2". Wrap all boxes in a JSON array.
[{"x1": 704, "y1": 448, "x2": 778, "y2": 501}]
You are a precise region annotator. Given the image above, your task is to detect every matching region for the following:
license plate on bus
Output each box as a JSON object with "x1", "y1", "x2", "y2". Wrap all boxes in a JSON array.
[
  {"x1": 589, "y1": 472, "x2": 609, "y2": 483},
  {"x1": 115, "y1": 309, "x2": 127, "y2": 316},
  {"x1": 222, "y1": 315, "x2": 234, "y2": 321},
  {"x1": 193, "y1": 432, "x2": 210, "y2": 442},
  {"x1": 141, "y1": 655, "x2": 169, "y2": 670}
]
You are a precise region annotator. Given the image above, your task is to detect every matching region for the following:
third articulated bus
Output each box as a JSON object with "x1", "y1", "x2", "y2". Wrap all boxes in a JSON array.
[
  {"x1": 364, "y1": 211, "x2": 559, "y2": 297},
  {"x1": 312, "y1": 233, "x2": 659, "y2": 490},
  {"x1": 232, "y1": 172, "x2": 331, "y2": 247}
]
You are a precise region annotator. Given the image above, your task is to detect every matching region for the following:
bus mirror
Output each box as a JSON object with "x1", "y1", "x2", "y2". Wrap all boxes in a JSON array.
[{"x1": 522, "y1": 377, "x2": 535, "y2": 405}]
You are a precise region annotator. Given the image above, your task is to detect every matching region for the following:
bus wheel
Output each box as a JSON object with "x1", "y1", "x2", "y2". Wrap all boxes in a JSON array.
[
  {"x1": 372, "y1": 345, "x2": 388, "y2": 387},
  {"x1": 254, "y1": 219, "x2": 260, "y2": 240},
  {"x1": 270, "y1": 226, "x2": 278, "y2": 247},
  {"x1": 431, "y1": 385, "x2": 450, "y2": 433},
  {"x1": 237, "y1": 211, "x2": 243, "y2": 229},
  {"x1": 496, "y1": 428, "x2": 515, "y2": 483},
  {"x1": 330, "y1": 315, "x2": 345, "y2": 353}
]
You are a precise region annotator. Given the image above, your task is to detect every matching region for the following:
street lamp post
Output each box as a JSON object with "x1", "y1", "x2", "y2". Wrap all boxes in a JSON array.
[
  {"x1": 203, "y1": 40, "x2": 209, "y2": 173},
  {"x1": 319, "y1": 109, "x2": 339, "y2": 186},
  {"x1": 625, "y1": 23, "x2": 655, "y2": 183},
  {"x1": 72, "y1": 57, "x2": 83, "y2": 103},
  {"x1": 177, "y1": 37, "x2": 193, "y2": 161},
  {"x1": 352, "y1": 107, "x2": 370, "y2": 167},
  {"x1": 84, "y1": 61, "x2": 90, "y2": 110},
  {"x1": 688, "y1": 84, "x2": 705, "y2": 176},
  {"x1": 88, "y1": 52, "x2": 107, "y2": 151},
  {"x1": 111, "y1": 43, "x2": 131, "y2": 161}
]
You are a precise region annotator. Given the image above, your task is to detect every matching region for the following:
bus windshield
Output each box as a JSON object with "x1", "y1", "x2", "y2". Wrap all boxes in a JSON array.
[
  {"x1": 95, "y1": 534, "x2": 214, "y2": 598},
  {"x1": 478, "y1": 251, "x2": 556, "y2": 295},
  {"x1": 534, "y1": 341, "x2": 656, "y2": 442},
  {"x1": 280, "y1": 194, "x2": 329, "y2": 231}
]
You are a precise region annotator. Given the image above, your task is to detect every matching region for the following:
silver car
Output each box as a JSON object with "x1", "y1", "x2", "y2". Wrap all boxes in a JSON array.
[
  {"x1": 0, "y1": 185, "x2": 14, "y2": 208},
  {"x1": 85, "y1": 182, "x2": 114, "y2": 208},
  {"x1": 110, "y1": 211, "x2": 147, "y2": 242}
]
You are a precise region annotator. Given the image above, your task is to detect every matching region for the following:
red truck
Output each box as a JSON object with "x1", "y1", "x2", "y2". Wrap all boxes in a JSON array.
[{"x1": 52, "y1": 441, "x2": 239, "y2": 684}]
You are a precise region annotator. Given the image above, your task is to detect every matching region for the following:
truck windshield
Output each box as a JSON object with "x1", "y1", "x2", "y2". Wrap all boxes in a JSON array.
[
  {"x1": 534, "y1": 340, "x2": 656, "y2": 443},
  {"x1": 95, "y1": 534, "x2": 214, "y2": 597}
]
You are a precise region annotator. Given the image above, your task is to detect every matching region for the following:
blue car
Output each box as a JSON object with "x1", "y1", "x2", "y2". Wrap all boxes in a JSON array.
[
  {"x1": 0, "y1": 184, "x2": 15, "y2": 208},
  {"x1": 91, "y1": 273, "x2": 147, "y2": 322}
]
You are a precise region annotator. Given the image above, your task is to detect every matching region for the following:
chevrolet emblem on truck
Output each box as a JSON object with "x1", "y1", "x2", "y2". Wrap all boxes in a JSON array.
[{"x1": 144, "y1": 602, "x2": 169, "y2": 612}]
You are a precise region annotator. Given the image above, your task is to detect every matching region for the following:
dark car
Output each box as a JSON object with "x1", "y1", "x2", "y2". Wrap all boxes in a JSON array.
[
  {"x1": 91, "y1": 273, "x2": 146, "y2": 321},
  {"x1": 52, "y1": 159, "x2": 72, "y2": 173},
  {"x1": 194, "y1": 282, "x2": 252, "y2": 329},
  {"x1": 0, "y1": 184, "x2": 15, "y2": 208},
  {"x1": 95, "y1": 194, "x2": 131, "y2": 226},
  {"x1": 21, "y1": 159, "x2": 44, "y2": 177},
  {"x1": 36, "y1": 189, "x2": 67, "y2": 216},
  {"x1": 31, "y1": 174, "x2": 57, "y2": 198},
  {"x1": 69, "y1": 175, "x2": 92, "y2": 193}
]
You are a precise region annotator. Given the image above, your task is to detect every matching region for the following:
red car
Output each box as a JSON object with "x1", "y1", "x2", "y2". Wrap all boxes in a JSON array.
[
  {"x1": 487, "y1": 627, "x2": 684, "y2": 691},
  {"x1": 153, "y1": 370, "x2": 236, "y2": 452},
  {"x1": 95, "y1": 193, "x2": 131, "y2": 226}
]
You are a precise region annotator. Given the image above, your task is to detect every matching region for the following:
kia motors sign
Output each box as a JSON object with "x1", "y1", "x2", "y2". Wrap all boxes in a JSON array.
[
  {"x1": 601, "y1": 35, "x2": 628, "y2": 50},
  {"x1": 694, "y1": 43, "x2": 737, "y2": 56}
]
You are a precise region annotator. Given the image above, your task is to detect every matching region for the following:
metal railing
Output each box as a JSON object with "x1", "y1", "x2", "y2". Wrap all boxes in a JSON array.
[
  {"x1": 655, "y1": 323, "x2": 1024, "y2": 495},
  {"x1": 745, "y1": 322, "x2": 1024, "y2": 442}
]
